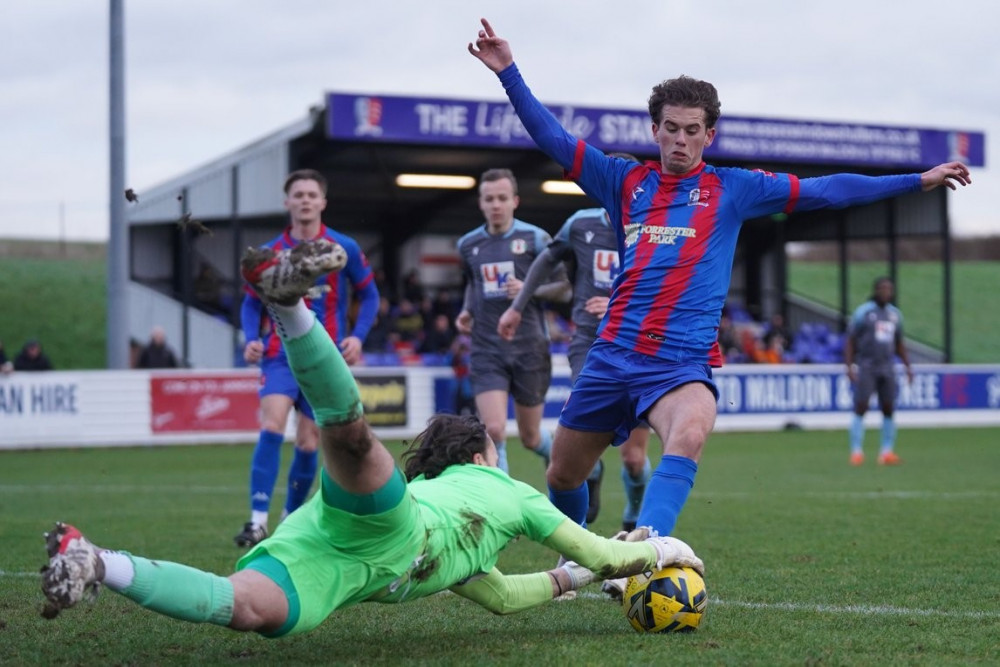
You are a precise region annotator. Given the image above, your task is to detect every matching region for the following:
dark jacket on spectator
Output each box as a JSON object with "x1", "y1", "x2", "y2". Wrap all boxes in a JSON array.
[
  {"x1": 137, "y1": 342, "x2": 179, "y2": 369},
  {"x1": 14, "y1": 340, "x2": 53, "y2": 371}
]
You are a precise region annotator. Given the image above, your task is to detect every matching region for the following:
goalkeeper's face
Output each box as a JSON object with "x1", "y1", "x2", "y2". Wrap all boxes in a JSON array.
[{"x1": 473, "y1": 437, "x2": 500, "y2": 469}]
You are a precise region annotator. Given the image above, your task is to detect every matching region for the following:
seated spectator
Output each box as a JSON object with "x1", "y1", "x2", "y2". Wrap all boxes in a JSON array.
[
  {"x1": 137, "y1": 326, "x2": 180, "y2": 369},
  {"x1": 392, "y1": 299, "x2": 424, "y2": 345},
  {"x1": 14, "y1": 339, "x2": 53, "y2": 371},
  {"x1": 420, "y1": 314, "x2": 455, "y2": 355},
  {"x1": 363, "y1": 297, "x2": 394, "y2": 353},
  {"x1": 765, "y1": 313, "x2": 795, "y2": 349},
  {"x1": 448, "y1": 334, "x2": 476, "y2": 416},
  {"x1": 402, "y1": 269, "x2": 425, "y2": 304},
  {"x1": 751, "y1": 331, "x2": 786, "y2": 364},
  {"x1": 717, "y1": 314, "x2": 742, "y2": 361},
  {"x1": 0, "y1": 339, "x2": 12, "y2": 374}
]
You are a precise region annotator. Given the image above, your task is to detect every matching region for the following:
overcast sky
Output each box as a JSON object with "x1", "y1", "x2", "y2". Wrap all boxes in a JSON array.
[{"x1": 1, "y1": 0, "x2": 996, "y2": 241}]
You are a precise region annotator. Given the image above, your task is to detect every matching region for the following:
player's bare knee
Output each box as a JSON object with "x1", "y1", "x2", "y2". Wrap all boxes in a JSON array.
[{"x1": 546, "y1": 463, "x2": 585, "y2": 490}]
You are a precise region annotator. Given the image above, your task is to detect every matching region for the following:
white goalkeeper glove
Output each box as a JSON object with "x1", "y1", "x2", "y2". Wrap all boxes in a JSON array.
[
  {"x1": 610, "y1": 526, "x2": 705, "y2": 576},
  {"x1": 644, "y1": 535, "x2": 705, "y2": 576}
]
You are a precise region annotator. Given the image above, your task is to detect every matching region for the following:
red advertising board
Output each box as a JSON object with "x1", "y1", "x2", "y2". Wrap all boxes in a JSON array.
[{"x1": 150, "y1": 374, "x2": 260, "y2": 433}]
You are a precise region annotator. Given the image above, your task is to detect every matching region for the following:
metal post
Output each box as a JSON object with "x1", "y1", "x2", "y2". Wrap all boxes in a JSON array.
[
  {"x1": 941, "y1": 192, "x2": 953, "y2": 362},
  {"x1": 107, "y1": 0, "x2": 129, "y2": 368}
]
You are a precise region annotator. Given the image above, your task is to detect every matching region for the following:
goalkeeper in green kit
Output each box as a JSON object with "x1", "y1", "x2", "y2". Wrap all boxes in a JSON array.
[{"x1": 40, "y1": 239, "x2": 703, "y2": 638}]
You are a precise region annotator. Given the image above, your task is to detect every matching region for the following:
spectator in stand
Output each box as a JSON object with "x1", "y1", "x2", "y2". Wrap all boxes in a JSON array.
[
  {"x1": 448, "y1": 334, "x2": 476, "y2": 416},
  {"x1": 0, "y1": 339, "x2": 12, "y2": 374},
  {"x1": 421, "y1": 314, "x2": 456, "y2": 355},
  {"x1": 392, "y1": 299, "x2": 425, "y2": 345},
  {"x1": 137, "y1": 325, "x2": 180, "y2": 369},
  {"x1": 765, "y1": 313, "x2": 795, "y2": 350},
  {"x1": 431, "y1": 289, "x2": 460, "y2": 322},
  {"x1": 402, "y1": 269, "x2": 425, "y2": 304},
  {"x1": 14, "y1": 339, "x2": 53, "y2": 371},
  {"x1": 363, "y1": 297, "x2": 394, "y2": 354},
  {"x1": 717, "y1": 314, "x2": 742, "y2": 362},
  {"x1": 750, "y1": 330, "x2": 785, "y2": 364}
]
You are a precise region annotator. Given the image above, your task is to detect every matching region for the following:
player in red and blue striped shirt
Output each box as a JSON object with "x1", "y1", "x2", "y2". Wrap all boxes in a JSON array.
[
  {"x1": 236, "y1": 169, "x2": 379, "y2": 548},
  {"x1": 469, "y1": 18, "x2": 972, "y2": 538}
]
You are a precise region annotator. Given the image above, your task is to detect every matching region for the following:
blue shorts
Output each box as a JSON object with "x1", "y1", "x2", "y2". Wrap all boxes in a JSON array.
[
  {"x1": 260, "y1": 356, "x2": 315, "y2": 421},
  {"x1": 559, "y1": 339, "x2": 717, "y2": 445}
]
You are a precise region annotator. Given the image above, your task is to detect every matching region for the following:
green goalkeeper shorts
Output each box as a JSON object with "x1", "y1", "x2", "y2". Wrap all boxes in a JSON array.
[{"x1": 236, "y1": 467, "x2": 425, "y2": 637}]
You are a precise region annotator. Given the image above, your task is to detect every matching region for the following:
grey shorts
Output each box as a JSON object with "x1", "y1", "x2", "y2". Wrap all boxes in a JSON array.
[
  {"x1": 854, "y1": 365, "x2": 897, "y2": 409},
  {"x1": 470, "y1": 344, "x2": 551, "y2": 407},
  {"x1": 567, "y1": 329, "x2": 598, "y2": 384}
]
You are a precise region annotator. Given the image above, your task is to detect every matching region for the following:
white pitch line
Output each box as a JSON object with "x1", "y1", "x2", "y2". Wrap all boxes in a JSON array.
[
  {"x1": 692, "y1": 490, "x2": 1000, "y2": 500},
  {"x1": 4, "y1": 574, "x2": 998, "y2": 621},
  {"x1": 578, "y1": 591, "x2": 1000, "y2": 619},
  {"x1": 0, "y1": 484, "x2": 244, "y2": 494}
]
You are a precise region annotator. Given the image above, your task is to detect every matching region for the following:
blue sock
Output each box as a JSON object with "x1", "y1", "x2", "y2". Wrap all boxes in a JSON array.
[
  {"x1": 495, "y1": 439, "x2": 509, "y2": 474},
  {"x1": 880, "y1": 416, "x2": 896, "y2": 453},
  {"x1": 250, "y1": 430, "x2": 284, "y2": 513},
  {"x1": 635, "y1": 455, "x2": 698, "y2": 536},
  {"x1": 622, "y1": 459, "x2": 652, "y2": 526},
  {"x1": 549, "y1": 482, "x2": 589, "y2": 526},
  {"x1": 849, "y1": 414, "x2": 864, "y2": 453},
  {"x1": 285, "y1": 448, "x2": 318, "y2": 514},
  {"x1": 533, "y1": 429, "x2": 552, "y2": 464}
]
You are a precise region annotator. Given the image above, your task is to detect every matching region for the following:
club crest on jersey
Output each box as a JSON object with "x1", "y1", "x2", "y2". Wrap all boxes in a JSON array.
[
  {"x1": 688, "y1": 188, "x2": 711, "y2": 207},
  {"x1": 592, "y1": 249, "x2": 619, "y2": 289},
  {"x1": 510, "y1": 239, "x2": 527, "y2": 255},
  {"x1": 481, "y1": 261, "x2": 515, "y2": 299}
]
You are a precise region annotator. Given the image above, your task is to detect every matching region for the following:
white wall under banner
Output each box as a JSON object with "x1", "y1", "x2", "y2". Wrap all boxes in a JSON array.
[{"x1": 1, "y1": 364, "x2": 998, "y2": 450}]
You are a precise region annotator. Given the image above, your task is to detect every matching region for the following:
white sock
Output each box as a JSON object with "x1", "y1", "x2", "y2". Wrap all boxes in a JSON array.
[
  {"x1": 99, "y1": 551, "x2": 135, "y2": 591},
  {"x1": 251, "y1": 510, "x2": 269, "y2": 529},
  {"x1": 265, "y1": 300, "x2": 317, "y2": 341}
]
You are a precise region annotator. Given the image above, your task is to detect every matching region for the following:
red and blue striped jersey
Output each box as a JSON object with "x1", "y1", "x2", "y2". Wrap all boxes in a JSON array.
[
  {"x1": 498, "y1": 64, "x2": 921, "y2": 363},
  {"x1": 241, "y1": 225, "x2": 379, "y2": 360}
]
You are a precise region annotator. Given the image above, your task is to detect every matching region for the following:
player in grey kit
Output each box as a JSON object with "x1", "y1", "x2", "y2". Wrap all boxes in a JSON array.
[
  {"x1": 843, "y1": 276, "x2": 913, "y2": 466},
  {"x1": 499, "y1": 206, "x2": 651, "y2": 530},
  {"x1": 455, "y1": 168, "x2": 570, "y2": 473}
]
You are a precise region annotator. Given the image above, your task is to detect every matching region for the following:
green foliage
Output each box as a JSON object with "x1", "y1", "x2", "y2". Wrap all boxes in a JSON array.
[
  {"x1": 788, "y1": 261, "x2": 1000, "y2": 363},
  {"x1": 3, "y1": 429, "x2": 999, "y2": 665},
  {"x1": 0, "y1": 257, "x2": 106, "y2": 369}
]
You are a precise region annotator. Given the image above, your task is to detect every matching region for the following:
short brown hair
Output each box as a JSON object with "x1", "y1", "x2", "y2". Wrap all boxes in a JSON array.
[
  {"x1": 648, "y1": 75, "x2": 721, "y2": 128},
  {"x1": 284, "y1": 169, "x2": 328, "y2": 195},
  {"x1": 480, "y1": 168, "x2": 518, "y2": 196}
]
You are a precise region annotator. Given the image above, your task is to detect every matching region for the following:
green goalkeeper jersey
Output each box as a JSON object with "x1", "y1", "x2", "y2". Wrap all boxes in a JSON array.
[{"x1": 379, "y1": 464, "x2": 567, "y2": 602}]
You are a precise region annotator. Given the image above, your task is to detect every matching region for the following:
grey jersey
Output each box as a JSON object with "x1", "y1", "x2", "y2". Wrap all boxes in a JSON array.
[
  {"x1": 551, "y1": 208, "x2": 619, "y2": 339},
  {"x1": 457, "y1": 219, "x2": 552, "y2": 350},
  {"x1": 849, "y1": 300, "x2": 904, "y2": 368}
]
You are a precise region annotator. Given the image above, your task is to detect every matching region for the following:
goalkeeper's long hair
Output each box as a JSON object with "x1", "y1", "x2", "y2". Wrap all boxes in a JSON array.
[{"x1": 402, "y1": 414, "x2": 490, "y2": 481}]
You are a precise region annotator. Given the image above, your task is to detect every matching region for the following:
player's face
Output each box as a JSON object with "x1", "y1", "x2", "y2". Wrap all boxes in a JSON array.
[
  {"x1": 284, "y1": 179, "x2": 327, "y2": 226},
  {"x1": 478, "y1": 178, "x2": 519, "y2": 231},
  {"x1": 476, "y1": 437, "x2": 501, "y2": 469},
  {"x1": 652, "y1": 106, "x2": 716, "y2": 175},
  {"x1": 875, "y1": 281, "x2": 894, "y2": 304}
]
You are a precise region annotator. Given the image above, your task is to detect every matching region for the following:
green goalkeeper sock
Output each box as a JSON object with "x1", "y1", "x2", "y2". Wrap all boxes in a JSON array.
[
  {"x1": 281, "y1": 320, "x2": 363, "y2": 426},
  {"x1": 118, "y1": 553, "x2": 234, "y2": 626}
]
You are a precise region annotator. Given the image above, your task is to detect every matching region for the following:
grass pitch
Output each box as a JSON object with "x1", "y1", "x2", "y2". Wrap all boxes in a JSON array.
[{"x1": 2, "y1": 427, "x2": 998, "y2": 665}]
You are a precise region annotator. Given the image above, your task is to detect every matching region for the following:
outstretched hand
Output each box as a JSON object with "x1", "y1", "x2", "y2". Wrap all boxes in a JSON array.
[
  {"x1": 467, "y1": 18, "x2": 514, "y2": 73},
  {"x1": 920, "y1": 161, "x2": 972, "y2": 191}
]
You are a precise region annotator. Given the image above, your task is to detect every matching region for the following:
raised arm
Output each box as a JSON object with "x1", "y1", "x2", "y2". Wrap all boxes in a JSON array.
[{"x1": 467, "y1": 18, "x2": 513, "y2": 73}]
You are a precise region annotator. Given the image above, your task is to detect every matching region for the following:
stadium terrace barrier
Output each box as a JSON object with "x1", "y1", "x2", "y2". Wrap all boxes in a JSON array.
[{"x1": 1, "y1": 364, "x2": 999, "y2": 450}]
